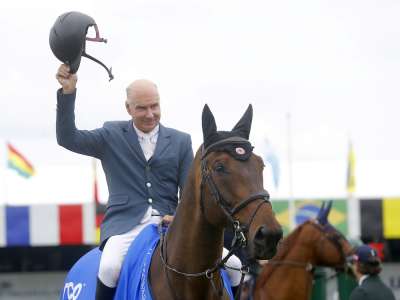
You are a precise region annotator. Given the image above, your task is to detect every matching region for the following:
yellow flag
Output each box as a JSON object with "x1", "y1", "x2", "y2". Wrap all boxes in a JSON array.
[{"x1": 346, "y1": 142, "x2": 356, "y2": 194}]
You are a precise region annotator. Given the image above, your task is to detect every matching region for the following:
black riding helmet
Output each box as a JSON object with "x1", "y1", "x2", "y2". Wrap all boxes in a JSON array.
[{"x1": 49, "y1": 11, "x2": 114, "y2": 80}]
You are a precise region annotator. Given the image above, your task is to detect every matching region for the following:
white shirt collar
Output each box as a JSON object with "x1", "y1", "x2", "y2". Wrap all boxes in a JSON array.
[
  {"x1": 359, "y1": 274, "x2": 369, "y2": 286},
  {"x1": 133, "y1": 123, "x2": 159, "y2": 141}
]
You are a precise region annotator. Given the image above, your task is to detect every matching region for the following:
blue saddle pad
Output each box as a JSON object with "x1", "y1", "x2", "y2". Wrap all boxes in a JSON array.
[{"x1": 60, "y1": 224, "x2": 233, "y2": 300}]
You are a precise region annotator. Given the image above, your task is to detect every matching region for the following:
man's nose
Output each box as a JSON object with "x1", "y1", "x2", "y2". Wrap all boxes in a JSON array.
[{"x1": 145, "y1": 108, "x2": 154, "y2": 118}]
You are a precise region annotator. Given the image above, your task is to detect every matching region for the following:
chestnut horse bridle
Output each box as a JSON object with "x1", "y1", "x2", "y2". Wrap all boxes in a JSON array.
[
  {"x1": 259, "y1": 221, "x2": 352, "y2": 299},
  {"x1": 267, "y1": 220, "x2": 351, "y2": 274},
  {"x1": 159, "y1": 138, "x2": 271, "y2": 299}
]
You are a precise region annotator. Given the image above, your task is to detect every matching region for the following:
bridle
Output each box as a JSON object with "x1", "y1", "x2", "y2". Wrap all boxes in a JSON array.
[
  {"x1": 159, "y1": 137, "x2": 271, "y2": 299},
  {"x1": 260, "y1": 220, "x2": 353, "y2": 299},
  {"x1": 266, "y1": 220, "x2": 352, "y2": 275},
  {"x1": 199, "y1": 139, "x2": 271, "y2": 248}
]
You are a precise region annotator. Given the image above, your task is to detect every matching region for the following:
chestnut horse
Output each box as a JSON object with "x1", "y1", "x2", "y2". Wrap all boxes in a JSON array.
[
  {"x1": 254, "y1": 202, "x2": 354, "y2": 300},
  {"x1": 148, "y1": 104, "x2": 283, "y2": 299}
]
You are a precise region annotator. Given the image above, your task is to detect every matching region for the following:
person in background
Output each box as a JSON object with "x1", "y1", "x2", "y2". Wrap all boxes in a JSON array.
[{"x1": 350, "y1": 244, "x2": 396, "y2": 300}]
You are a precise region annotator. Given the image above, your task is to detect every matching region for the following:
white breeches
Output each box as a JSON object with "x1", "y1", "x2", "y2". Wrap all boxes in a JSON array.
[
  {"x1": 98, "y1": 216, "x2": 244, "y2": 288},
  {"x1": 98, "y1": 213, "x2": 162, "y2": 288}
]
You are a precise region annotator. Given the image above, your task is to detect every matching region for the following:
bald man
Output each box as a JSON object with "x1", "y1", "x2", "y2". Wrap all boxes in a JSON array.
[{"x1": 56, "y1": 64, "x2": 193, "y2": 300}]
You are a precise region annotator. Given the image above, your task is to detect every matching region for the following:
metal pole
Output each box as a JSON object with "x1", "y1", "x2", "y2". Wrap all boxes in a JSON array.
[{"x1": 287, "y1": 112, "x2": 295, "y2": 229}]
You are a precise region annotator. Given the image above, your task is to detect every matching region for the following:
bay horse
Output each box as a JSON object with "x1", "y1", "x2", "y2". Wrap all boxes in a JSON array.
[
  {"x1": 60, "y1": 104, "x2": 282, "y2": 300},
  {"x1": 253, "y1": 201, "x2": 354, "y2": 300},
  {"x1": 148, "y1": 104, "x2": 283, "y2": 299}
]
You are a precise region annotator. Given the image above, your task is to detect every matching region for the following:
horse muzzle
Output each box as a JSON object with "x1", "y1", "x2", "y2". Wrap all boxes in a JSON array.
[{"x1": 252, "y1": 225, "x2": 283, "y2": 259}]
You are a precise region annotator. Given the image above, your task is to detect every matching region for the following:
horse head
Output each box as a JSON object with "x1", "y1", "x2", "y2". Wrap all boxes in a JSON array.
[
  {"x1": 309, "y1": 201, "x2": 354, "y2": 269},
  {"x1": 253, "y1": 201, "x2": 354, "y2": 300},
  {"x1": 198, "y1": 104, "x2": 282, "y2": 259}
]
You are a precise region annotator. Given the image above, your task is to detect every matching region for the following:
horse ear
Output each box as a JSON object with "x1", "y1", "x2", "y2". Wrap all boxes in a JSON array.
[
  {"x1": 316, "y1": 202, "x2": 325, "y2": 222},
  {"x1": 325, "y1": 200, "x2": 333, "y2": 218},
  {"x1": 232, "y1": 104, "x2": 253, "y2": 139},
  {"x1": 318, "y1": 201, "x2": 333, "y2": 225},
  {"x1": 202, "y1": 104, "x2": 217, "y2": 145}
]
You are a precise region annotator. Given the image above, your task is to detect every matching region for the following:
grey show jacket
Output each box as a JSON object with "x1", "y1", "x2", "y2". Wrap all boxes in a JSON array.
[{"x1": 56, "y1": 89, "x2": 193, "y2": 243}]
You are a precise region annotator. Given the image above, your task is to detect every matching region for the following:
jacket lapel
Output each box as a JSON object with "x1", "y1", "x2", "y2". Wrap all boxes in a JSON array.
[
  {"x1": 123, "y1": 120, "x2": 147, "y2": 164},
  {"x1": 152, "y1": 124, "x2": 171, "y2": 161}
]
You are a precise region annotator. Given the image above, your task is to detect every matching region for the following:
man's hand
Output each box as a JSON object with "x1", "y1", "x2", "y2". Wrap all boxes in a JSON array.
[
  {"x1": 56, "y1": 64, "x2": 77, "y2": 94},
  {"x1": 161, "y1": 215, "x2": 174, "y2": 226}
]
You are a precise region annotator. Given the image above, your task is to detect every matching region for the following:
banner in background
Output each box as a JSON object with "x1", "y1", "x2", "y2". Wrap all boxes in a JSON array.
[
  {"x1": 295, "y1": 199, "x2": 348, "y2": 235},
  {"x1": 361, "y1": 198, "x2": 400, "y2": 240},
  {"x1": 0, "y1": 203, "x2": 95, "y2": 247},
  {"x1": 271, "y1": 201, "x2": 289, "y2": 235},
  {"x1": 360, "y1": 198, "x2": 383, "y2": 241},
  {"x1": 383, "y1": 198, "x2": 400, "y2": 239}
]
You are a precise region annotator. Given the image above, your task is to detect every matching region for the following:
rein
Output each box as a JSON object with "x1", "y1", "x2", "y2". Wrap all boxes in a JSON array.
[{"x1": 158, "y1": 138, "x2": 270, "y2": 299}]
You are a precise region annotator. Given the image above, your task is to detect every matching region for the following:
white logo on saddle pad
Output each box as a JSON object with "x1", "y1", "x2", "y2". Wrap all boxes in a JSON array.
[{"x1": 63, "y1": 282, "x2": 83, "y2": 300}]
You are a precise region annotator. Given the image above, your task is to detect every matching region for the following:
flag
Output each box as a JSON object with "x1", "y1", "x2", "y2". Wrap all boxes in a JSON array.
[
  {"x1": 346, "y1": 141, "x2": 356, "y2": 194},
  {"x1": 7, "y1": 142, "x2": 35, "y2": 178},
  {"x1": 264, "y1": 139, "x2": 280, "y2": 189}
]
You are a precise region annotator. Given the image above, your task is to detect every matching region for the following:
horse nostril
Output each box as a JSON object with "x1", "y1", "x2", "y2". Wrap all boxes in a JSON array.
[
  {"x1": 255, "y1": 225, "x2": 269, "y2": 240},
  {"x1": 255, "y1": 225, "x2": 283, "y2": 244}
]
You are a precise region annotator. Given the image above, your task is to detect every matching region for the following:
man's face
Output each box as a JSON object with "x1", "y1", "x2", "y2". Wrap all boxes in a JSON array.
[
  {"x1": 126, "y1": 90, "x2": 161, "y2": 133},
  {"x1": 349, "y1": 261, "x2": 362, "y2": 279}
]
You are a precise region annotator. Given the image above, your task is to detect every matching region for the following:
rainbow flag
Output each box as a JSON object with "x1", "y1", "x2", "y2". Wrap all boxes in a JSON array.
[{"x1": 7, "y1": 143, "x2": 35, "y2": 178}]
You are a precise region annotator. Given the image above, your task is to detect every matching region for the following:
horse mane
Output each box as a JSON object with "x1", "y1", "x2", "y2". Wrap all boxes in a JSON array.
[
  {"x1": 257, "y1": 222, "x2": 306, "y2": 285},
  {"x1": 176, "y1": 147, "x2": 204, "y2": 212}
]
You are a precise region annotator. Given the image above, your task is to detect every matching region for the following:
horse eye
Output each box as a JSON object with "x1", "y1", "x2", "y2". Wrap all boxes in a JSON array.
[{"x1": 214, "y1": 164, "x2": 225, "y2": 173}]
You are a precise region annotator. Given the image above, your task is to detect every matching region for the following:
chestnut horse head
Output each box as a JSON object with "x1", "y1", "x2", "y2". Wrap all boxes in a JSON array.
[
  {"x1": 254, "y1": 201, "x2": 354, "y2": 300},
  {"x1": 311, "y1": 201, "x2": 354, "y2": 268}
]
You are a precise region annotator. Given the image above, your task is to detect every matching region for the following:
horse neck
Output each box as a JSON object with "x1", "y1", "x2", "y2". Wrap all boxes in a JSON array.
[
  {"x1": 256, "y1": 225, "x2": 315, "y2": 300},
  {"x1": 280, "y1": 226, "x2": 316, "y2": 263},
  {"x1": 261, "y1": 225, "x2": 316, "y2": 280},
  {"x1": 165, "y1": 169, "x2": 224, "y2": 272}
]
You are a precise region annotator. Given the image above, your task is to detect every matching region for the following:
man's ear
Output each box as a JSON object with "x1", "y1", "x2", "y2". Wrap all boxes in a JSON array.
[{"x1": 125, "y1": 101, "x2": 131, "y2": 114}]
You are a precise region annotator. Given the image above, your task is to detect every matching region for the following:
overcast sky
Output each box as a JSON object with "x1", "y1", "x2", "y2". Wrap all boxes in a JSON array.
[{"x1": 1, "y1": 0, "x2": 400, "y2": 203}]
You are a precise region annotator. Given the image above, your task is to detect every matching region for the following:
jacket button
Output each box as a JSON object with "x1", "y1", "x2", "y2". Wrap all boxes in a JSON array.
[
  {"x1": 146, "y1": 182, "x2": 152, "y2": 188},
  {"x1": 148, "y1": 198, "x2": 153, "y2": 204}
]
